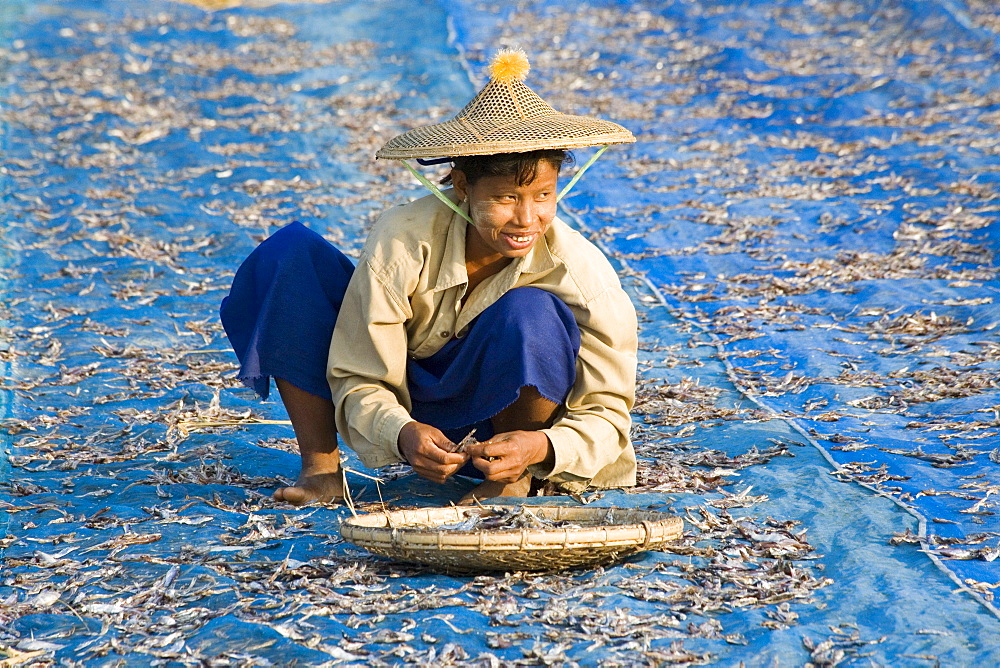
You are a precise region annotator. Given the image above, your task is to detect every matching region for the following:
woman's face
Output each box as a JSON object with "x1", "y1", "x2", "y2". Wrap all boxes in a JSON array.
[{"x1": 453, "y1": 160, "x2": 559, "y2": 261}]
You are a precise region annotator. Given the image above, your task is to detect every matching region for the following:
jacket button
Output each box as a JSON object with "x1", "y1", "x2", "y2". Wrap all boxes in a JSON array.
[{"x1": 440, "y1": 331, "x2": 451, "y2": 338}]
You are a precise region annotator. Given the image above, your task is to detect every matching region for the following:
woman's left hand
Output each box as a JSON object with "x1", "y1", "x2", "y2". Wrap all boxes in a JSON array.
[{"x1": 464, "y1": 431, "x2": 553, "y2": 483}]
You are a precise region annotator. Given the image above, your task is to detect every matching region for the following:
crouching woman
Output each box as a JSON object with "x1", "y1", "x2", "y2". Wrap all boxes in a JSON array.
[{"x1": 220, "y1": 50, "x2": 638, "y2": 504}]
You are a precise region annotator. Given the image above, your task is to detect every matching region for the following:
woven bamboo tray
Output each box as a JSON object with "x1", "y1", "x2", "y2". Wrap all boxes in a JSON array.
[{"x1": 340, "y1": 505, "x2": 683, "y2": 572}]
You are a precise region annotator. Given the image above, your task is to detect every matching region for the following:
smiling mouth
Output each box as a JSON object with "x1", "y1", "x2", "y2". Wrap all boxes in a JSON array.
[{"x1": 505, "y1": 233, "x2": 534, "y2": 243}]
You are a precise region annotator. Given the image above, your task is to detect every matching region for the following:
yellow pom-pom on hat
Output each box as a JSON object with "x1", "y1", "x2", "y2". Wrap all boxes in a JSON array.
[{"x1": 489, "y1": 47, "x2": 530, "y2": 83}]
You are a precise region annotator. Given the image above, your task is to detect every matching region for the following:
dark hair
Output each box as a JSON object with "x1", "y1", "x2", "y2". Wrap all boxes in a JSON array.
[{"x1": 441, "y1": 149, "x2": 575, "y2": 187}]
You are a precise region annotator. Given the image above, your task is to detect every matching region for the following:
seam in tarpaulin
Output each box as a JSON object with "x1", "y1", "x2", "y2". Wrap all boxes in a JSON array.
[
  {"x1": 444, "y1": 12, "x2": 479, "y2": 92},
  {"x1": 929, "y1": 0, "x2": 1000, "y2": 45},
  {"x1": 554, "y1": 194, "x2": 1000, "y2": 622},
  {"x1": 694, "y1": 329, "x2": 1000, "y2": 622},
  {"x1": 608, "y1": 252, "x2": 1000, "y2": 623}
]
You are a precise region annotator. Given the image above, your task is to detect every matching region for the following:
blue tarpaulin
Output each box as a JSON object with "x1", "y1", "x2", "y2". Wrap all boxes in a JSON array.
[{"x1": 1, "y1": 0, "x2": 998, "y2": 664}]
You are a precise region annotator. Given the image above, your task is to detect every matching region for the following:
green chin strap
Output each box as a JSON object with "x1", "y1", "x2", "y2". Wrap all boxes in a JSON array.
[
  {"x1": 402, "y1": 160, "x2": 474, "y2": 224},
  {"x1": 557, "y1": 144, "x2": 609, "y2": 201},
  {"x1": 401, "y1": 144, "x2": 611, "y2": 225}
]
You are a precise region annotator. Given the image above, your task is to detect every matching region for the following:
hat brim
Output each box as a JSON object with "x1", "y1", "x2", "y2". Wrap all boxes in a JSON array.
[{"x1": 375, "y1": 113, "x2": 635, "y2": 160}]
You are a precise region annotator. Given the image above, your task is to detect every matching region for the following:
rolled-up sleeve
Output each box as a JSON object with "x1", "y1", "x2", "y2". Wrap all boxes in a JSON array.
[
  {"x1": 327, "y1": 254, "x2": 414, "y2": 469},
  {"x1": 531, "y1": 284, "x2": 638, "y2": 490}
]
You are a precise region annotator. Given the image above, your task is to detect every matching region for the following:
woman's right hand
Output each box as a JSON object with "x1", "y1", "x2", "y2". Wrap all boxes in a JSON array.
[{"x1": 398, "y1": 421, "x2": 469, "y2": 484}]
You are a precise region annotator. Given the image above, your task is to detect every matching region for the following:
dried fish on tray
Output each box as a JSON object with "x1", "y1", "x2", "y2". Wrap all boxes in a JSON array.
[{"x1": 340, "y1": 505, "x2": 683, "y2": 572}]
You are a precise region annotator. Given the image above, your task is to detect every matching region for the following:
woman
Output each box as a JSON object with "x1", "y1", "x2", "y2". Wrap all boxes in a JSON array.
[{"x1": 221, "y1": 49, "x2": 639, "y2": 505}]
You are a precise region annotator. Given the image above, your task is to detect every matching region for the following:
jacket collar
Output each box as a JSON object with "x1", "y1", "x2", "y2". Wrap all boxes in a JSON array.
[{"x1": 433, "y1": 198, "x2": 472, "y2": 292}]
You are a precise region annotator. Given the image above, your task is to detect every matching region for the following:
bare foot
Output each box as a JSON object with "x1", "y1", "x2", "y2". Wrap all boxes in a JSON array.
[
  {"x1": 459, "y1": 476, "x2": 532, "y2": 505},
  {"x1": 272, "y1": 379, "x2": 344, "y2": 506},
  {"x1": 273, "y1": 468, "x2": 344, "y2": 506}
]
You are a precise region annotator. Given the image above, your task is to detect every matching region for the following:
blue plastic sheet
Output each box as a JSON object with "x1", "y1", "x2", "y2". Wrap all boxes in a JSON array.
[{"x1": 1, "y1": 0, "x2": 999, "y2": 664}]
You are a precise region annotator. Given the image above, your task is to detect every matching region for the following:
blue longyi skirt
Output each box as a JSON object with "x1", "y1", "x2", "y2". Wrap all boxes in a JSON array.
[{"x1": 220, "y1": 222, "x2": 581, "y2": 466}]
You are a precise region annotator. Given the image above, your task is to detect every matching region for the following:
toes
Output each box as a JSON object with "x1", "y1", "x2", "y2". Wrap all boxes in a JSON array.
[
  {"x1": 282, "y1": 487, "x2": 310, "y2": 505},
  {"x1": 273, "y1": 486, "x2": 310, "y2": 506},
  {"x1": 273, "y1": 473, "x2": 346, "y2": 507}
]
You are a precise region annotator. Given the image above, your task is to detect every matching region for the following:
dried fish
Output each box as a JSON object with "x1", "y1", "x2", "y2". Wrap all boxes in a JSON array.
[
  {"x1": 428, "y1": 506, "x2": 583, "y2": 532},
  {"x1": 3, "y1": 0, "x2": 998, "y2": 665}
]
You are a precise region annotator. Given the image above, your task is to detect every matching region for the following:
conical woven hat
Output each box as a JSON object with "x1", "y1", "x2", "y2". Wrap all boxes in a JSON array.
[{"x1": 376, "y1": 49, "x2": 635, "y2": 160}]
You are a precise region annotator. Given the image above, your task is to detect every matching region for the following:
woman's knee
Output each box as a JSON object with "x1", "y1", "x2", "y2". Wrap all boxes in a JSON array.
[
  {"x1": 476, "y1": 287, "x2": 577, "y2": 340},
  {"x1": 243, "y1": 222, "x2": 354, "y2": 303},
  {"x1": 256, "y1": 222, "x2": 328, "y2": 265}
]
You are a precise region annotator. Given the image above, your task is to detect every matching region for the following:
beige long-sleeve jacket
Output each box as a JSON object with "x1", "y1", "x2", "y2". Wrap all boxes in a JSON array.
[{"x1": 327, "y1": 192, "x2": 638, "y2": 492}]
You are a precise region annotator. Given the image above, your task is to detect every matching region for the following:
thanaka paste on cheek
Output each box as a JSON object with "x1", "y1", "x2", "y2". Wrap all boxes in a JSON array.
[{"x1": 470, "y1": 206, "x2": 505, "y2": 243}]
